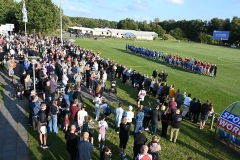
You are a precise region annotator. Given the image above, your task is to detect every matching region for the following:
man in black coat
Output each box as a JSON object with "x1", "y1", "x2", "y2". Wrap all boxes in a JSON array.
[
  {"x1": 55, "y1": 60, "x2": 63, "y2": 81},
  {"x1": 150, "y1": 105, "x2": 161, "y2": 136},
  {"x1": 170, "y1": 109, "x2": 182, "y2": 143},
  {"x1": 133, "y1": 126, "x2": 147, "y2": 159},
  {"x1": 57, "y1": 95, "x2": 67, "y2": 128},
  {"x1": 162, "y1": 70, "x2": 168, "y2": 82},
  {"x1": 152, "y1": 69, "x2": 158, "y2": 79}
]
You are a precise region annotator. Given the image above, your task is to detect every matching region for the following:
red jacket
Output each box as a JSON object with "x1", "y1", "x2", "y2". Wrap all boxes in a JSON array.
[{"x1": 70, "y1": 104, "x2": 79, "y2": 121}]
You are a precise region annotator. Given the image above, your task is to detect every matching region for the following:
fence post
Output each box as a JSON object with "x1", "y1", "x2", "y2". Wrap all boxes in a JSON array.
[{"x1": 210, "y1": 113, "x2": 215, "y2": 129}]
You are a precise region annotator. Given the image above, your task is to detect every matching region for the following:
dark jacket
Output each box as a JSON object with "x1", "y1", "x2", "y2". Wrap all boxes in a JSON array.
[
  {"x1": 201, "y1": 103, "x2": 211, "y2": 115},
  {"x1": 119, "y1": 123, "x2": 130, "y2": 139},
  {"x1": 152, "y1": 70, "x2": 157, "y2": 78},
  {"x1": 150, "y1": 109, "x2": 161, "y2": 123},
  {"x1": 171, "y1": 114, "x2": 182, "y2": 129},
  {"x1": 100, "y1": 151, "x2": 111, "y2": 160},
  {"x1": 65, "y1": 132, "x2": 78, "y2": 153},
  {"x1": 73, "y1": 90, "x2": 83, "y2": 103},
  {"x1": 134, "y1": 132, "x2": 148, "y2": 158}
]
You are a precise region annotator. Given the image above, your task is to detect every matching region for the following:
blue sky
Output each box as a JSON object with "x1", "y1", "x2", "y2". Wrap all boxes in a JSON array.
[{"x1": 53, "y1": 0, "x2": 239, "y2": 22}]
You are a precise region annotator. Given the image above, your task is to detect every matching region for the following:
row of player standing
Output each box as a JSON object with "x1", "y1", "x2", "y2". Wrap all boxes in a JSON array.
[{"x1": 126, "y1": 44, "x2": 217, "y2": 77}]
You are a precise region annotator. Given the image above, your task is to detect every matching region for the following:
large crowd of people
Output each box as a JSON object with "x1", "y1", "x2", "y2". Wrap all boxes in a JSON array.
[
  {"x1": 0, "y1": 33, "x2": 215, "y2": 160},
  {"x1": 126, "y1": 44, "x2": 218, "y2": 77}
]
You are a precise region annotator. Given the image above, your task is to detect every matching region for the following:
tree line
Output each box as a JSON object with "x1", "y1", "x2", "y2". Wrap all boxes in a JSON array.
[{"x1": 1, "y1": 0, "x2": 239, "y2": 44}]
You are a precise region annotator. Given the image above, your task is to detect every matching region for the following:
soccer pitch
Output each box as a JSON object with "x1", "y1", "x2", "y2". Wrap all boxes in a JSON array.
[{"x1": 75, "y1": 38, "x2": 240, "y2": 114}]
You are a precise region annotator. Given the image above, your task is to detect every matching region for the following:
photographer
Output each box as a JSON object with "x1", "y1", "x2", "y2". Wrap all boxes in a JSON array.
[{"x1": 100, "y1": 146, "x2": 112, "y2": 160}]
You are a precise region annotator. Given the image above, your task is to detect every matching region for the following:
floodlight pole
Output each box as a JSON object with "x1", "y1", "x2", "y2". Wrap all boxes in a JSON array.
[
  {"x1": 31, "y1": 59, "x2": 37, "y2": 92},
  {"x1": 60, "y1": 0, "x2": 63, "y2": 46}
]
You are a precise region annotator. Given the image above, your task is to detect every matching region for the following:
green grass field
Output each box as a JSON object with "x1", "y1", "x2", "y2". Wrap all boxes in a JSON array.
[
  {"x1": 75, "y1": 38, "x2": 240, "y2": 114},
  {"x1": 28, "y1": 39, "x2": 240, "y2": 160}
]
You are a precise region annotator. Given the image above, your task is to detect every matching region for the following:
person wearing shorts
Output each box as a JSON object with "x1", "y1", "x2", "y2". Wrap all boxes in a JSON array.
[
  {"x1": 98, "y1": 115, "x2": 108, "y2": 149},
  {"x1": 200, "y1": 100, "x2": 211, "y2": 129},
  {"x1": 38, "y1": 103, "x2": 50, "y2": 149}
]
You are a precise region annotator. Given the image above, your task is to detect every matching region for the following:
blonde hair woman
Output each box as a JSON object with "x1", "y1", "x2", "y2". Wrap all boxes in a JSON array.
[
  {"x1": 119, "y1": 117, "x2": 130, "y2": 156},
  {"x1": 24, "y1": 74, "x2": 32, "y2": 90},
  {"x1": 48, "y1": 100, "x2": 59, "y2": 134}
]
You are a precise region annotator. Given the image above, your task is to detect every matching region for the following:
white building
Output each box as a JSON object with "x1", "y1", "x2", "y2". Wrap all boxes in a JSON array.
[
  {"x1": 68, "y1": 26, "x2": 94, "y2": 34},
  {"x1": 67, "y1": 26, "x2": 158, "y2": 40},
  {"x1": 93, "y1": 28, "x2": 110, "y2": 36}
]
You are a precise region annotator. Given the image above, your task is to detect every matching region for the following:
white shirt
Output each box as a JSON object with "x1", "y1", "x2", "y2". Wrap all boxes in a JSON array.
[
  {"x1": 98, "y1": 120, "x2": 108, "y2": 132},
  {"x1": 138, "y1": 90, "x2": 147, "y2": 101},
  {"x1": 183, "y1": 97, "x2": 192, "y2": 107},
  {"x1": 150, "y1": 80, "x2": 154, "y2": 88},
  {"x1": 126, "y1": 111, "x2": 134, "y2": 123},
  {"x1": 62, "y1": 74, "x2": 69, "y2": 85},
  {"x1": 77, "y1": 110, "x2": 88, "y2": 126},
  {"x1": 95, "y1": 97, "x2": 101, "y2": 106},
  {"x1": 102, "y1": 73, "x2": 107, "y2": 81}
]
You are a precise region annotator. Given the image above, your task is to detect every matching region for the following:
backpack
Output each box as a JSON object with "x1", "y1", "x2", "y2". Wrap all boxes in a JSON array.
[
  {"x1": 103, "y1": 105, "x2": 112, "y2": 116},
  {"x1": 99, "y1": 123, "x2": 105, "y2": 135},
  {"x1": 96, "y1": 83, "x2": 101, "y2": 94},
  {"x1": 87, "y1": 121, "x2": 95, "y2": 134}
]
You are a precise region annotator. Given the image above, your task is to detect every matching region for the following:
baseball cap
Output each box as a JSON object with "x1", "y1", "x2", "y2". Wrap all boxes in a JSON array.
[
  {"x1": 139, "y1": 126, "x2": 144, "y2": 132},
  {"x1": 59, "y1": 95, "x2": 64, "y2": 98}
]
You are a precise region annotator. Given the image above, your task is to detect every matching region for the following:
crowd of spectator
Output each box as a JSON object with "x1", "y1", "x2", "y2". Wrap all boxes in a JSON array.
[
  {"x1": 126, "y1": 44, "x2": 218, "y2": 77},
  {"x1": 0, "y1": 33, "x2": 215, "y2": 160}
]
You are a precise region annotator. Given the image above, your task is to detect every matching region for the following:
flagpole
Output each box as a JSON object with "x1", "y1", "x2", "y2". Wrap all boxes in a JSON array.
[
  {"x1": 25, "y1": 22, "x2": 26, "y2": 36},
  {"x1": 60, "y1": 0, "x2": 63, "y2": 46}
]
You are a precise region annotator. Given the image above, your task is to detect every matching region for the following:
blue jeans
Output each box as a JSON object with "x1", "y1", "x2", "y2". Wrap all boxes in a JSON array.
[
  {"x1": 46, "y1": 97, "x2": 52, "y2": 103},
  {"x1": 150, "y1": 122, "x2": 158, "y2": 136},
  {"x1": 48, "y1": 115, "x2": 58, "y2": 134}
]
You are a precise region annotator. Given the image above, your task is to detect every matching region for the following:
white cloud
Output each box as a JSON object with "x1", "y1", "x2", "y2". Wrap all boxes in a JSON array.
[
  {"x1": 78, "y1": 8, "x2": 91, "y2": 14},
  {"x1": 166, "y1": 0, "x2": 184, "y2": 5}
]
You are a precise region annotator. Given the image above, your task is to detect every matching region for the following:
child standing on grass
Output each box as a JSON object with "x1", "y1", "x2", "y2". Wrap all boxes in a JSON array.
[
  {"x1": 87, "y1": 116, "x2": 95, "y2": 145},
  {"x1": 64, "y1": 114, "x2": 70, "y2": 132},
  {"x1": 98, "y1": 115, "x2": 108, "y2": 149}
]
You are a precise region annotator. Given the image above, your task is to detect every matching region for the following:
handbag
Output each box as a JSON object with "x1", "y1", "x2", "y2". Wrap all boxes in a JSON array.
[{"x1": 161, "y1": 105, "x2": 166, "y2": 111}]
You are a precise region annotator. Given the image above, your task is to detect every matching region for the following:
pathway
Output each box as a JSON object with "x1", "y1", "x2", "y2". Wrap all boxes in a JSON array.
[{"x1": 0, "y1": 62, "x2": 29, "y2": 160}]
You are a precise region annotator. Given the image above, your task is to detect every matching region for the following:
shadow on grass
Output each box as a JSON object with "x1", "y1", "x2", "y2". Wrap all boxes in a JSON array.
[{"x1": 178, "y1": 121, "x2": 240, "y2": 160}]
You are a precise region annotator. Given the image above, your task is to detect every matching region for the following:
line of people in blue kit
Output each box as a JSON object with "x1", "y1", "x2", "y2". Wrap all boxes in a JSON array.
[{"x1": 126, "y1": 44, "x2": 218, "y2": 77}]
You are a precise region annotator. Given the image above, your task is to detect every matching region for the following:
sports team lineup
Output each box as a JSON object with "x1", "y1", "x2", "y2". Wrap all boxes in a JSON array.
[{"x1": 126, "y1": 44, "x2": 218, "y2": 78}]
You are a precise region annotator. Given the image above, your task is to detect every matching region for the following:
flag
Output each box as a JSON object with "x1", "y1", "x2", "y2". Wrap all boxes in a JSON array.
[{"x1": 22, "y1": 2, "x2": 28, "y2": 23}]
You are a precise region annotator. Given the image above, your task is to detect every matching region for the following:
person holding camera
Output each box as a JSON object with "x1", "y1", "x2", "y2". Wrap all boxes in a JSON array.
[
  {"x1": 100, "y1": 146, "x2": 112, "y2": 160},
  {"x1": 65, "y1": 124, "x2": 78, "y2": 160}
]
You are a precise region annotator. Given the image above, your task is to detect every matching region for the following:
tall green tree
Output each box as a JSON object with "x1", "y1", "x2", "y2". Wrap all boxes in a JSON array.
[
  {"x1": 229, "y1": 16, "x2": 240, "y2": 43},
  {"x1": 169, "y1": 27, "x2": 185, "y2": 40},
  {"x1": 15, "y1": 0, "x2": 59, "y2": 34}
]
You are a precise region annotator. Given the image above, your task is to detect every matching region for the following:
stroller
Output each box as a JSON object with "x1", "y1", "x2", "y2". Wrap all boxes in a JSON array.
[
  {"x1": 110, "y1": 79, "x2": 117, "y2": 94},
  {"x1": 10, "y1": 84, "x2": 25, "y2": 99}
]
